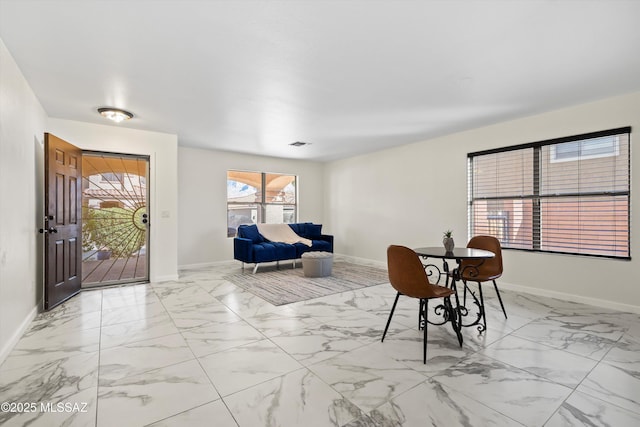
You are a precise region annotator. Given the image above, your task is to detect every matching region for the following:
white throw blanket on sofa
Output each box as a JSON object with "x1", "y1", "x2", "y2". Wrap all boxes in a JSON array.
[{"x1": 257, "y1": 223, "x2": 313, "y2": 247}]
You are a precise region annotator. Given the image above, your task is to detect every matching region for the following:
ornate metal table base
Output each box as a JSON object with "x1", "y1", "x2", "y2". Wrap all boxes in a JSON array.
[
  {"x1": 420, "y1": 259, "x2": 487, "y2": 335},
  {"x1": 418, "y1": 297, "x2": 463, "y2": 347}
]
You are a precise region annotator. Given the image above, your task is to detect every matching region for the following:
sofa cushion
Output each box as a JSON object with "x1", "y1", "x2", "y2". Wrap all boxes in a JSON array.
[
  {"x1": 239, "y1": 224, "x2": 264, "y2": 243},
  {"x1": 293, "y1": 239, "x2": 332, "y2": 257},
  {"x1": 271, "y1": 242, "x2": 297, "y2": 259},
  {"x1": 306, "y1": 223, "x2": 322, "y2": 238},
  {"x1": 289, "y1": 222, "x2": 321, "y2": 238},
  {"x1": 253, "y1": 242, "x2": 296, "y2": 263},
  {"x1": 312, "y1": 239, "x2": 331, "y2": 251},
  {"x1": 253, "y1": 243, "x2": 276, "y2": 263}
]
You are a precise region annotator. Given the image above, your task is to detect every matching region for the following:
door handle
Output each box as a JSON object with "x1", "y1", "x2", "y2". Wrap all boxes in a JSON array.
[{"x1": 40, "y1": 215, "x2": 57, "y2": 233}]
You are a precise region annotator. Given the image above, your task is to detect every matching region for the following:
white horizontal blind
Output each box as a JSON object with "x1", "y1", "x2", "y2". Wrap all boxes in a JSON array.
[
  {"x1": 469, "y1": 149, "x2": 534, "y2": 249},
  {"x1": 468, "y1": 127, "x2": 630, "y2": 259}
]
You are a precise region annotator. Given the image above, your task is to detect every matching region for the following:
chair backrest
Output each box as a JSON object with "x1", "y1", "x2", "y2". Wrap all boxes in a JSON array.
[
  {"x1": 387, "y1": 245, "x2": 436, "y2": 298},
  {"x1": 464, "y1": 235, "x2": 503, "y2": 279}
]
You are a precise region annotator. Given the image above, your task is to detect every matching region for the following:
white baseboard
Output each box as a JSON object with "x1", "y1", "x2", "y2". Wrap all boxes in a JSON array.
[
  {"x1": 152, "y1": 274, "x2": 180, "y2": 283},
  {"x1": 0, "y1": 304, "x2": 38, "y2": 366},
  {"x1": 178, "y1": 260, "x2": 237, "y2": 270},
  {"x1": 497, "y1": 280, "x2": 640, "y2": 314}
]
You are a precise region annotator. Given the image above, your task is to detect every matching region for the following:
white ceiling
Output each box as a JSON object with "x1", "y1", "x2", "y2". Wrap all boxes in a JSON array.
[{"x1": 1, "y1": 0, "x2": 640, "y2": 161}]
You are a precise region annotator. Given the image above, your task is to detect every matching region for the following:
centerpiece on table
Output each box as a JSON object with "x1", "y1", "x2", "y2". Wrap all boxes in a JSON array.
[{"x1": 442, "y1": 229, "x2": 455, "y2": 252}]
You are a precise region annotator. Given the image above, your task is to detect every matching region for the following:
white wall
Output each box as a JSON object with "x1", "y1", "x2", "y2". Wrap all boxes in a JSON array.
[
  {"x1": 0, "y1": 38, "x2": 47, "y2": 362},
  {"x1": 178, "y1": 147, "x2": 325, "y2": 267},
  {"x1": 47, "y1": 119, "x2": 179, "y2": 282},
  {"x1": 325, "y1": 92, "x2": 640, "y2": 312}
]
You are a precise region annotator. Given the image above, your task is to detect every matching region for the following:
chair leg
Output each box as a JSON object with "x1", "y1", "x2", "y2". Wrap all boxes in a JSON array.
[
  {"x1": 477, "y1": 282, "x2": 487, "y2": 333},
  {"x1": 382, "y1": 292, "x2": 400, "y2": 342},
  {"x1": 493, "y1": 280, "x2": 507, "y2": 319},
  {"x1": 418, "y1": 299, "x2": 425, "y2": 330},
  {"x1": 423, "y1": 299, "x2": 428, "y2": 329},
  {"x1": 423, "y1": 299, "x2": 429, "y2": 364}
]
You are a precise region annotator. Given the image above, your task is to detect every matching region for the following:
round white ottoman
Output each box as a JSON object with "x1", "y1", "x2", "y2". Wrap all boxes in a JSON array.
[{"x1": 301, "y1": 251, "x2": 333, "y2": 277}]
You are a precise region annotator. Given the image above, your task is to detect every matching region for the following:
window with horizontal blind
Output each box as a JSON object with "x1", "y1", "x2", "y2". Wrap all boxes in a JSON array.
[{"x1": 468, "y1": 127, "x2": 631, "y2": 259}]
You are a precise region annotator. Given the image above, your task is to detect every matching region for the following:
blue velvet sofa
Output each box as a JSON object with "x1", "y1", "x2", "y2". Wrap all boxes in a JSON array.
[{"x1": 234, "y1": 223, "x2": 333, "y2": 273}]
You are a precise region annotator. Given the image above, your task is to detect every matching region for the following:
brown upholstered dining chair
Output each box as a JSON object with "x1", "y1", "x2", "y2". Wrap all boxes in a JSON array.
[
  {"x1": 459, "y1": 236, "x2": 507, "y2": 328},
  {"x1": 382, "y1": 245, "x2": 461, "y2": 364}
]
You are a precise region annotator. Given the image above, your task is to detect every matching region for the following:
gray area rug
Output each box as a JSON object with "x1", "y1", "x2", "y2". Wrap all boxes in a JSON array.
[{"x1": 224, "y1": 262, "x2": 389, "y2": 305}]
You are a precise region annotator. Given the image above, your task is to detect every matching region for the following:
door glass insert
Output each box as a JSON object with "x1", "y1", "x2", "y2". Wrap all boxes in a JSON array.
[{"x1": 81, "y1": 153, "x2": 149, "y2": 287}]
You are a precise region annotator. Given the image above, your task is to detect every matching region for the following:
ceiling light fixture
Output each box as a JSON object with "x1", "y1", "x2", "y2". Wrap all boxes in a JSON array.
[
  {"x1": 97, "y1": 107, "x2": 134, "y2": 123},
  {"x1": 290, "y1": 141, "x2": 310, "y2": 147}
]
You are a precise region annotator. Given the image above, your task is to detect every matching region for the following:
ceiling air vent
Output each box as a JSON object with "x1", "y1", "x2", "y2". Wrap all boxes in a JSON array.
[{"x1": 289, "y1": 141, "x2": 310, "y2": 147}]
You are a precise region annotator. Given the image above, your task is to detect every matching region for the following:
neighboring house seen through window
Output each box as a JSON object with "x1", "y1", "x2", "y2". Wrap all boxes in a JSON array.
[
  {"x1": 468, "y1": 127, "x2": 631, "y2": 259},
  {"x1": 227, "y1": 170, "x2": 297, "y2": 237},
  {"x1": 550, "y1": 135, "x2": 619, "y2": 162}
]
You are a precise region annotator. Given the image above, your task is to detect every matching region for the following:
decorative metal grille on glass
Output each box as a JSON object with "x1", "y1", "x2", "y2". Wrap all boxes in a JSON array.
[{"x1": 81, "y1": 153, "x2": 149, "y2": 286}]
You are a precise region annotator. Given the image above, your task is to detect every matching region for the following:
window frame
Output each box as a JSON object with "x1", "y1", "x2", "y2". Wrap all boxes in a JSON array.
[
  {"x1": 226, "y1": 170, "x2": 298, "y2": 238},
  {"x1": 467, "y1": 127, "x2": 631, "y2": 260}
]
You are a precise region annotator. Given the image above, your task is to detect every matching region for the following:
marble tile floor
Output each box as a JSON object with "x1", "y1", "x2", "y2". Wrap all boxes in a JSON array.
[{"x1": 1, "y1": 259, "x2": 640, "y2": 426}]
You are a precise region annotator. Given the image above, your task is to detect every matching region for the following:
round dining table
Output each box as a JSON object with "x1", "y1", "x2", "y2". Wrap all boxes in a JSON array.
[{"x1": 413, "y1": 246, "x2": 495, "y2": 334}]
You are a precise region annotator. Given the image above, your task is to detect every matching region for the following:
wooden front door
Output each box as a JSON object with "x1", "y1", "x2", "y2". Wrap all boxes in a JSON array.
[{"x1": 42, "y1": 133, "x2": 82, "y2": 310}]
